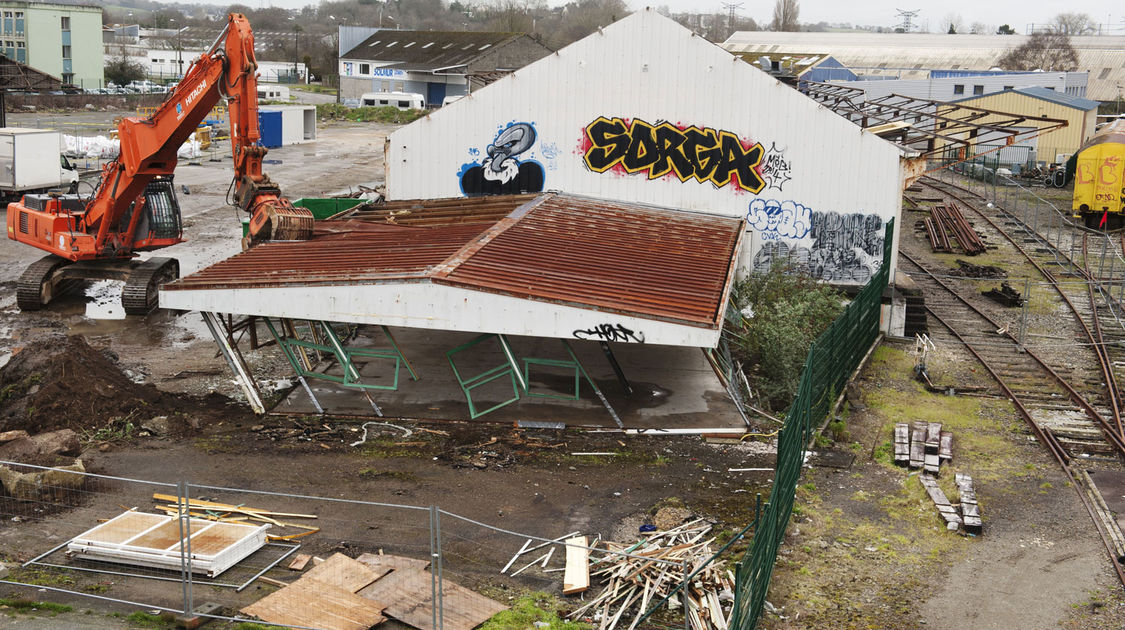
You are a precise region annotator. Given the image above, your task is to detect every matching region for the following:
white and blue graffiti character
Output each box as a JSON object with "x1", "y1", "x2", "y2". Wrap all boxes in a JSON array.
[{"x1": 459, "y1": 122, "x2": 545, "y2": 196}]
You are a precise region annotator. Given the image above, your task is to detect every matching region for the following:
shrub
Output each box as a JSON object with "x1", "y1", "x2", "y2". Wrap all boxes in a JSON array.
[
  {"x1": 727, "y1": 265, "x2": 845, "y2": 411},
  {"x1": 315, "y1": 103, "x2": 426, "y2": 124}
]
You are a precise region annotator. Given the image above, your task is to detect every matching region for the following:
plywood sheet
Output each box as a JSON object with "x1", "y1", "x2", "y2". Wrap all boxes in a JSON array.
[
  {"x1": 563, "y1": 536, "x2": 589, "y2": 595},
  {"x1": 357, "y1": 567, "x2": 505, "y2": 630},
  {"x1": 78, "y1": 512, "x2": 167, "y2": 545},
  {"x1": 242, "y1": 576, "x2": 386, "y2": 630},
  {"x1": 304, "y1": 553, "x2": 387, "y2": 593}
]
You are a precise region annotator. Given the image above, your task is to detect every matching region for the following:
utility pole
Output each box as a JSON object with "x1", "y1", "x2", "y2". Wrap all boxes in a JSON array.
[
  {"x1": 895, "y1": 9, "x2": 920, "y2": 33},
  {"x1": 722, "y1": 2, "x2": 743, "y2": 37}
]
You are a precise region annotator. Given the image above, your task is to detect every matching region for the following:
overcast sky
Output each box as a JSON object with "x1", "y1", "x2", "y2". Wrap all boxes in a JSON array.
[{"x1": 238, "y1": 0, "x2": 1124, "y2": 34}]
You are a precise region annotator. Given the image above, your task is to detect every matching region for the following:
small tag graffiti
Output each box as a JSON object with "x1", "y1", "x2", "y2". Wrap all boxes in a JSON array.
[
  {"x1": 760, "y1": 143, "x2": 792, "y2": 191},
  {"x1": 580, "y1": 116, "x2": 765, "y2": 192},
  {"x1": 573, "y1": 323, "x2": 645, "y2": 343},
  {"x1": 746, "y1": 199, "x2": 811, "y2": 241}
]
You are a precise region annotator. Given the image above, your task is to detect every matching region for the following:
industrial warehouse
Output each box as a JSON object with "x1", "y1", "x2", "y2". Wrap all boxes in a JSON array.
[{"x1": 1, "y1": 3, "x2": 1125, "y2": 630}]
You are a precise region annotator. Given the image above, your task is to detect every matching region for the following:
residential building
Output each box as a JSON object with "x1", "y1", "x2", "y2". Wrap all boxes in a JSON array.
[
  {"x1": 339, "y1": 29, "x2": 552, "y2": 104},
  {"x1": 0, "y1": 1, "x2": 103, "y2": 87}
]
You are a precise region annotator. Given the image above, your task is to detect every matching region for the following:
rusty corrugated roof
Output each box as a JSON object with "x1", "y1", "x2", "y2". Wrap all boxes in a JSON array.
[{"x1": 166, "y1": 193, "x2": 744, "y2": 328}]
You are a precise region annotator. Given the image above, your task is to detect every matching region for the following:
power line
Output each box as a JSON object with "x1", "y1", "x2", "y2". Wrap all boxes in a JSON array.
[
  {"x1": 895, "y1": 8, "x2": 920, "y2": 32},
  {"x1": 722, "y1": 2, "x2": 743, "y2": 35}
]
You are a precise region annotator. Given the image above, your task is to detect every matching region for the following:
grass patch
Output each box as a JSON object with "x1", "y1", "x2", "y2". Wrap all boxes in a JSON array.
[
  {"x1": 126, "y1": 611, "x2": 174, "y2": 627},
  {"x1": 316, "y1": 103, "x2": 426, "y2": 124},
  {"x1": 7, "y1": 567, "x2": 77, "y2": 588},
  {"x1": 479, "y1": 592, "x2": 590, "y2": 630},
  {"x1": 0, "y1": 598, "x2": 73, "y2": 614}
]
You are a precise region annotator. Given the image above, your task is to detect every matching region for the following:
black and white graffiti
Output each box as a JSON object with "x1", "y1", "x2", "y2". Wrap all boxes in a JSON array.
[
  {"x1": 573, "y1": 323, "x2": 645, "y2": 343},
  {"x1": 760, "y1": 142, "x2": 792, "y2": 191},
  {"x1": 746, "y1": 199, "x2": 811, "y2": 241},
  {"x1": 458, "y1": 122, "x2": 545, "y2": 196},
  {"x1": 753, "y1": 211, "x2": 884, "y2": 283}
]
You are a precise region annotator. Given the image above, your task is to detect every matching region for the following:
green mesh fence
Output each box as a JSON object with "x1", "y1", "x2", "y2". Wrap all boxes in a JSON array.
[{"x1": 728, "y1": 219, "x2": 894, "y2": 629}]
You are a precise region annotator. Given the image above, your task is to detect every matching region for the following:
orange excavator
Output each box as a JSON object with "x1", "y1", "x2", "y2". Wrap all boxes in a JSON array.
[{"x1": 5, "y1": 13, "x2": 312, "y2": 314}]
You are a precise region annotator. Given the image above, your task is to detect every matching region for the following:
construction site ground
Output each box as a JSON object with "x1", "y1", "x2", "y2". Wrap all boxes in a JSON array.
[{"x1": 0, "y1": 110, "x2": 1122, "y2": 629}]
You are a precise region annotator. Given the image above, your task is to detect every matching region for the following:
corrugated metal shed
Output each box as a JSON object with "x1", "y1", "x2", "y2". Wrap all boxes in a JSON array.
[
  {"x1": 823, "y1": 72, "x2": 1086, "y2": 103},
  {"x1": 161, "y1": 192, "x2": 744, "y2": 347},
  {"x1": 722, "y1": 31, "x2": 1123, "y2": 101},
  {"x1": 386, "y1": 9, "x2": 903, "y2": 287},
  {"x1": 341, "y1": 30, "x2": 526, "y2": 70},
  {"x1": 942, "y1": 88, "x2": 1099, "y2": 161},
  {"x1": 949, "y1": 86, "x2": 1101, "y2": 111}
]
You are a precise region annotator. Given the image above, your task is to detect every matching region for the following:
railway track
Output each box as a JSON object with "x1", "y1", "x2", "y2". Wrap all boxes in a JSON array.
[
  {"x1": 906, "y1": 175, "x2": 1125, "y2": 587},
  {"x1": 919, "y1": 177, "x2": 1125, "y2": 447}
]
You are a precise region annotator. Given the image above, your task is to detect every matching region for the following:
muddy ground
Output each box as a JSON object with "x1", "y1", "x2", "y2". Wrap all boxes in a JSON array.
[{"x1": 0, "y1": 110, "x2": 1122, "y2": 629}]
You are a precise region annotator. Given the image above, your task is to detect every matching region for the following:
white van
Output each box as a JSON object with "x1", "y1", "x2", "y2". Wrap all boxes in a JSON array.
[{"x1": 360, "y1": 92, "x2": 426, "y2": 110}]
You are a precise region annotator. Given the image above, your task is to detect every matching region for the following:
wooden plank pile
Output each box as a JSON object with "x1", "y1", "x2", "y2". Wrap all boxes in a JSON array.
[
  {"x1": 563, "y1": 520, "x2": 733, "y2": 630},
  {"x1": 243, "y1": 552, "x2": 507, "y2": 630},
  {"x1": 893, "y1": 422, "x2": 952, "y2": 475},
  {"x1": 894, "y1": 425, "x2": 983, "y2": 535},
  {"x1": 151, "y1": 493, "x2": 320, "y2": 541}
]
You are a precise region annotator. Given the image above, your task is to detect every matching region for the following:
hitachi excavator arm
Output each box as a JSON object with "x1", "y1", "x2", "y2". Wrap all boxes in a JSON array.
[{"x1": 7, "y1": 13, "x2": 312, "y2": 313}]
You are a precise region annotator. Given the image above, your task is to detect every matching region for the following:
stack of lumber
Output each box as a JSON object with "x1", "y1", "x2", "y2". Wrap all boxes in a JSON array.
[
  {"x1": 919, "y1": 475, "x2": 963, "y2": 532},
  {"x1": 151, "y1": 493, "x2": 320, "y2": 541},
  {"x1": 893, "y1": 422, "x2": 952, "y2": 475},
  {"x1": 956, "y1": 473, "x2": 982, "y2": 535},
  {"x1": 243, "y1": 552, "x2": 507, "y2": 630},
  {"x1": 566, "y1": 519, "x2": 733, "y2": 630}
]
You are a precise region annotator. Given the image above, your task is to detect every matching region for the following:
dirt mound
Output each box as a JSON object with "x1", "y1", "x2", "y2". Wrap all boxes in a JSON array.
[{"x1": 0, "y1": 334, "x2": 230, "y2": 434}]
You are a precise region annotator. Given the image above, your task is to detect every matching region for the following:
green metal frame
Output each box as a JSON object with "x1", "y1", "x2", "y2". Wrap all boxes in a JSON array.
[
  {"x1": 522, "y1": 357, "x2": 581, "y2": 400},
  {"x1": 265, "y1": 319, "x2": 414, "y2": 391},
  {"x1": 445, "y1": 334, "x2": 524, "y2": 419}
]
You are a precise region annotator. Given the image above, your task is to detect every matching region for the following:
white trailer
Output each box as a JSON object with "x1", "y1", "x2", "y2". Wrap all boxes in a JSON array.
[{"x1": 0, "y1": 128, "x2": 78, "y2": 199}]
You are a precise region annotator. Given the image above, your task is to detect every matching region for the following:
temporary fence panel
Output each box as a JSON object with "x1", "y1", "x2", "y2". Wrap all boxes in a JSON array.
[{"x1": 728, "y1": 219, "x2": 893, "y2": 629}]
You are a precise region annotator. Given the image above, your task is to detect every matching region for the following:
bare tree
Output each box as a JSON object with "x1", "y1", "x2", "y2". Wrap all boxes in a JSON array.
[
  {"x1": 998, "y1": 31, "x2": 1079, "y2": 71},
  {"x1": 770, "y1": 0, "x2": 799, "y2": 32},
  {"x1": 1052, "y1": 12, "x2": 1095, "y2": 35},
  {"x1": 969, "y1": 22, "x2": 991, "y2": 35}
]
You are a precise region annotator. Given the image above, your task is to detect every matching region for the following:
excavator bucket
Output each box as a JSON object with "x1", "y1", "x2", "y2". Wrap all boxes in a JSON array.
[{"x1": 245, "y1": 196, "x2": 314, "y2": 246}]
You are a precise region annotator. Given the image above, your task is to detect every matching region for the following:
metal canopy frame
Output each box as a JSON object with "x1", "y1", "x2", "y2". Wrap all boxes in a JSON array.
[
  {"x1": 798, "y1": 80, "x2": 1070, "y2": 160},
  {"x1": 264, "y1": 318, "x2": 418, "y2": 416}
]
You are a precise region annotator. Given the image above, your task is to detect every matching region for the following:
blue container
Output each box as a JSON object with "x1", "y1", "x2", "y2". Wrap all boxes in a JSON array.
[{"x1": 258, "y1": 110, "x2": 282, "y2": 148}]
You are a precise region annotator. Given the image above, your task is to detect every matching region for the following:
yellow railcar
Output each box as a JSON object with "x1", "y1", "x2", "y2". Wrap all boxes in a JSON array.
[{"x1": 1072, "y1": 119, "x2": 1125, "y2": 230}]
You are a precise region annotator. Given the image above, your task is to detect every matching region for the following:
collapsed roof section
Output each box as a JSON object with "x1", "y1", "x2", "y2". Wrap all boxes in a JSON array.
[
  {"x1": 799, "y1": 80, "x2": 1069, "y2": 160},
  {"x1": 161, "y1": 193, "x2": 745, "y2": 347}
]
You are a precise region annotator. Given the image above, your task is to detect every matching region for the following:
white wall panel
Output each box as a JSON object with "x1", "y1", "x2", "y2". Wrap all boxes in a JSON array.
[{"x1": 386, "y1": 9, "x2": 903, "y2": 285}]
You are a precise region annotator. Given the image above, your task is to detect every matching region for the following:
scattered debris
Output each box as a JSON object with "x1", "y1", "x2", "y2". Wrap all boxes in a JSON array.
[
  {"x1": 349, "y1": 421, "x2": 413, "y2": 447},
  {"x1": 150, "y1": 493, "x2": 320, "y2": 540},
  {"x1": 0, "y1": 428, "x2": 80, "y2": 460},
  {"x1": 951, "y1": 258, "x2": 1006, "y2": 278},
  {"x1": 982, "y1": 281, "x2": 1025, "y2": 307},
  {"x1": 288, "y1": 553, "x2": 311, "y2": 571},
  {"x1": 566, "y1": 520, "x2": 733, "y2": 630}
]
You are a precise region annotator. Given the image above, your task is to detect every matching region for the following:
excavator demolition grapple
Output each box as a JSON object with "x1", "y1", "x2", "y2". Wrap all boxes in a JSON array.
[{"x1": 5, "y1": 13, "x2": 312, "y2": 315}]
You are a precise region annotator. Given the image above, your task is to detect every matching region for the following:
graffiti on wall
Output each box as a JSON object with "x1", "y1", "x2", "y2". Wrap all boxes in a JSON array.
[
  {"x1": 760, "y1": 143, "x2": 792, "y2": 191},
  {"x1": 752, "y1": 211, "x2": 884, "y2": 283},
  {"x1": 580, "y1": 117, "x2": 765, "y2": 192},
  {"x1": 459, "y1": 122, "x2": 545, "y2": 195},
  {"x1": 746, "y1": 199, "x2": 811, "y2": 241},
  {"x1": 573, "y1": 323, "x2": 645, "y2": 343}
]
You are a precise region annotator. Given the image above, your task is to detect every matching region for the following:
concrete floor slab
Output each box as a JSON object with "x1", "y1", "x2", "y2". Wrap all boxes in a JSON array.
[{"x1": 270, "y1": 326, "x2": 745, "y2": 430}]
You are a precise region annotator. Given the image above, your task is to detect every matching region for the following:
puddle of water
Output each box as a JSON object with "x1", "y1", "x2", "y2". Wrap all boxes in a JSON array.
[{"x1": 84, "y1": 280, "x2": 126, "y2": 320}]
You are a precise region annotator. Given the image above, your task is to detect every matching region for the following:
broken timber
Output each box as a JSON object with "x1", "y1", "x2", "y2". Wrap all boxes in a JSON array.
[{"x1": 563, "y1": 536, "x2": 590, "y2": 595}]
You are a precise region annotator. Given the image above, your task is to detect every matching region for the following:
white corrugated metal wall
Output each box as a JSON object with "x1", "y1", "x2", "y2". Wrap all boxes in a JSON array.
[{"x1": 386, "y1": 9, "x2": 903, "y2": 285}]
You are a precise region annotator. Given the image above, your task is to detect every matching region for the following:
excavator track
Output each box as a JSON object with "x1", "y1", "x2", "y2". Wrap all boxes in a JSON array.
[
  {"x1": 16, "y1": 254, "x2": 71, "y2": 311},
  {"x1": 122, "y1": 257, "x2": 179, "y2": 316}
]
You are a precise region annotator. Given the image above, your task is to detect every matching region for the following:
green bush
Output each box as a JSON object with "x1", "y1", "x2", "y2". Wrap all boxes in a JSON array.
[
  {"x1": 480, "y1": 592, "x2": 589, "y2": 630},
  {"x1": 727, "y1": 265, "x2": 845, "y2": 411},
  {"x1": 315, "y1": 103, "x2": 426, "y2": 124}
]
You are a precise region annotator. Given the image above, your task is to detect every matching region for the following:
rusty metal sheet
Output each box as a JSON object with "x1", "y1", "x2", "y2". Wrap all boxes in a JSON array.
[{"x1": 166, "y1": 193, "x2": 743, "y2": 329}]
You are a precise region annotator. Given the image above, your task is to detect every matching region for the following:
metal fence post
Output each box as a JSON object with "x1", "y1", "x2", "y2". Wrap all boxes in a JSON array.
[
  {"x1": 682, "y1": 557, "x2": 690, "y2": 630},
  {"x1": 429, "y1": 506, "x2": 437, "y2": 630},
  {"x1": 176, "y1": 481, "x2": 194, "y2": 617}
]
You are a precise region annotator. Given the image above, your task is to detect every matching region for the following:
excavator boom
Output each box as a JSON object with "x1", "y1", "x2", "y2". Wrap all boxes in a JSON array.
[{"x1": 6, "y1": 13, "x2": 312, "y2": 314}]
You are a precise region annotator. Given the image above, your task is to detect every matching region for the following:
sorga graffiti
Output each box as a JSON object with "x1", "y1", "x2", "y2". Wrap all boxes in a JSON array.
[
  {"x1": 746, "y1": 199, "x2": 811, "y2": 240},
  {"x1": 581, "y1": 117, "x2": 765, "y2": 192},
  {"x1": 459, "y1": 122, "x2": 545, "y2": 195},
  {"x1": 753, "y1": 211, "x2": 884, "y2": 283}
]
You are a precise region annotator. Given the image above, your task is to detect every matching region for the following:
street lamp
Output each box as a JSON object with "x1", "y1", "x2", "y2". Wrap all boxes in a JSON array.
[{"x1": 293, "y1": 25, "x2": 302, "y2": 83}]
